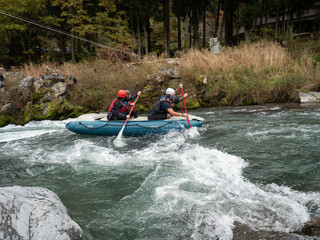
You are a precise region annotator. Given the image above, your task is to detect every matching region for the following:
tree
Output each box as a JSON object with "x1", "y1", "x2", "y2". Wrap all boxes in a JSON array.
[{"x1": 0, "y1": 0, "x2": 47, "y2": 65}]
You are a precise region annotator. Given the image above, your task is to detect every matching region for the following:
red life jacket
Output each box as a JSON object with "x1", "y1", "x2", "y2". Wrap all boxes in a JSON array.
[
  {"x1": 108, "y1": 98, "x2": 117, "y2": 112},
  {"x1": 120, "y1": 101, "x2": 131, "y2": 113}
]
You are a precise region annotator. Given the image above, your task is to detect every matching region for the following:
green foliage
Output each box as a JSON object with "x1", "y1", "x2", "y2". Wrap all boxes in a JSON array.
[
  {"x1": 1, "y1": 0, "x2": 319, "y2": 65},
  {"x1": 260, "y1": 27, "x2": 275, "y2": 40},
  {"x1": 94, "y1": 0, "x2": 133, "y2": 46}
]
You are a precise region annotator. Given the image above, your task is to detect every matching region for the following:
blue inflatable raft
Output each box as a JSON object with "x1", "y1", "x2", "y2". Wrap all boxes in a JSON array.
[{"x1": 66, "y1": 113, "x2": 205, "y2": 136}]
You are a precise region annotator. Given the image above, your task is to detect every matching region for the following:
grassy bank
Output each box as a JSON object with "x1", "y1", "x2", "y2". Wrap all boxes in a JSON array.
[
  {"x1": 179, "y1": 40, "x2": 320, "y2": 105},
  {"x1": 13, "y1": 40, "x2": 320, "y2": 111}
]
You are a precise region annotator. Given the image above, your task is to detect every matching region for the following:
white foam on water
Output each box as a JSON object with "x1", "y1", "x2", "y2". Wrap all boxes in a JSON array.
[
  {"x1": 0, "y1": 129, "x2": 59, "y2": 143},
  {"x1": 0, "y1": 120, "x2": 68, "y2": 143},
  {"x1": 25, "y1": 139, "x2": 132, "y2": 168},
  {"x1": 245, "y1": 124, "x2": 320, "y2": 142},
  {"x1": 128, "y1": 132, "x2": 320, "y2": 239},
  {"x1": 2, "y1": 119, "x2": 320, "y2": 239}
]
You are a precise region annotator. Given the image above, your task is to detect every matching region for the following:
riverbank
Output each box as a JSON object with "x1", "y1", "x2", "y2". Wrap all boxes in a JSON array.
[{"x1": 1, "y1": 40, "x2": 320, "y2": 127}]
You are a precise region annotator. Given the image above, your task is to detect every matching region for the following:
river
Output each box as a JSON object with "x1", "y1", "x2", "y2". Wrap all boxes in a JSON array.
[{"x1": 1, "y1": 103, "x2": 320, "y2": 240}]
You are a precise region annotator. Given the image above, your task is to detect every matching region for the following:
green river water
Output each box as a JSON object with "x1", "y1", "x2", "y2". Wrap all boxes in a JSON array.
[{"x1": 0, "y1": 103, "x2": 320, "y2": 239}]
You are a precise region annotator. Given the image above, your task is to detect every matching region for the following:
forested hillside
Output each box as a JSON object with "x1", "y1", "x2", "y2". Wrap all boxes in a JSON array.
[{"x1": 0, "y1": 0, "x2": 319, "y2": 67}]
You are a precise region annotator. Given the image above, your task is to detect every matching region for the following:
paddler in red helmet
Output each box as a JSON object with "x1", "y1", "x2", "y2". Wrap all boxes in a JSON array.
[{"x1": 107, "y1": 90, "x2": 131, "y2": 120}]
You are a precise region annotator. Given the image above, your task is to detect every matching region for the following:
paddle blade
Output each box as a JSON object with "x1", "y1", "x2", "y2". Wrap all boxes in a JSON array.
[
  {"x1": 113, "y1": 126, "x2": 126, "y2": 147},
  {"x1": 116, "y1": 125, "x2": 125, "y2": 139}
]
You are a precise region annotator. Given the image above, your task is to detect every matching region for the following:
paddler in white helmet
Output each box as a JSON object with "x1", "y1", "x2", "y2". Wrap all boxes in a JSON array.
[{"x1": 160, "y1": 82, "x2": 188, "y2": 101}]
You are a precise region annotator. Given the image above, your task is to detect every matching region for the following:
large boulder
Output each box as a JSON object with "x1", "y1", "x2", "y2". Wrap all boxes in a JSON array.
[
  {"x1": 0, "y1": 186, "x2": 82, "y2": 240},
  {"x1": 0, "y1": 88, "x2": 9, "y2": 108},
  {"x1": 14, "y1": 76, "x2": 38, "y2": 101},
  {"x1": 158, "y1": 68, "x2": 180, "y2": 79},
  {"x1": 43, "y1": 82, "x2": 68, "y2": 102},
  {"x1": 299, "y1": 91, "x2": 320, "y2": 103},
  {"x1": 65, "y1": 75, "x2": 77, "y2": 89},
  {"x1": 43, "y1": 71, "x2": 66, "y2": 84},
  {"x1": 33, "y1": 79, "x2": 43, "y2": 93},
  {"x1": 1, "y1": 103, "x2": 17, "y2": 115},
  {"x1": 3, "y1": 72, "x2": 24, "y2": 83}
]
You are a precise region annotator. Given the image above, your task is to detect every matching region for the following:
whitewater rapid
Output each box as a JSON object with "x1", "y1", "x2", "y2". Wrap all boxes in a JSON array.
[{"x1": 1, "y1": 106, "x2": 320, "y2": 239}]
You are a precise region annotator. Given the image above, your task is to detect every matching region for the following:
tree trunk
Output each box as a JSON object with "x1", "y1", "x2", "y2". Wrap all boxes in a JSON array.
[
  {"x1": 275, "y1": 6, "x2": 279, "y2": 37},
  {"x1": 189, "y1": 13, "x2": 192, "y2": 47},
  {"x1": 286, "y1": 6, "x2": 290, "y2": 38},
  {"x1": 224, "y1": 0, "x2": 234, "y2": 45},
  {"x1": 193, "y1": 1, "x2": 199, "y2": 46},
  {"x1": 136, "y1": 13, "x2": 142, "y2": 58},
  {"x1": 203, "y1": 1, "x2": 206, "y2": 47},
  {"x1": 59, "y1": 33, "x2": 66, "y2": 63},
  {"x1": 143, "y1": 17, "x2": 149, "y2": 55},
  {"x1": 164, "y1": 0, "x2": 170, "y2": 58},
  {"x1": 147, "y1": 18, "x2": 151, "y2": 53},
  {"x1": 264, "y1": 0, "x2": 268, "y2": 27},
  {"x1": 254, "y1": 18, "x2": 257, "y2": 35},
  {"x1": 130, "y1": 7, "x2": 136, "y2": 40},
  {"x1": 72, "y1": 27, "x2": 75, "y2": 63},
  {"x1": 27, "y1": 31, "x2": 32, "y2": 64},
  {"x1": 288, "y1": 6, "x2": 294, "y2": 40},
  {"x1": 220, "y1": 5, "x2": 225, "y2": 40},
  {"x1": 214, "y1": 0, "x2": 221, "y2": 37},
  {"x1": 177, "y1": 15, "x2": 181, "y2": 50},
  {"x1": 259, "y1": 0, "x2": 263, "y2": 28},
  {"x1": 282, "y1": 7, "x2": 286, "y2": 34},
  {"x1": 298, "y1": 12, "x2": 301, "y2": 36},
  {"x1": 185, "y1": 12, "x2": 189, "y2": 48}
]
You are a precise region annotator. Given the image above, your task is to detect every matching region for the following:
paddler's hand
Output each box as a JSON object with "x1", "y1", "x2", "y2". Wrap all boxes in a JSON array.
[
  {"x1": 179, "y1": 82, "x2": 183, "y2": 88},
  {"x1": 138, "y1": 91, "x2": 141, "y2": 95},
  {"x1": 126, "y1": 115, "x2": 130, "y2": 119},
  {"x1": 184, "y1": 93, "x2": 188, "y2": 98},
  {"x1": 181, "y1": 113, "x2": 188, "y2": 118}
]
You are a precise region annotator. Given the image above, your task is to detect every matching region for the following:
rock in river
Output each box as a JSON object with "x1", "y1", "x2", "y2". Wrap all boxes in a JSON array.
[{"x1": 0, "y1": 186, "x2": 82, "y2": 240}]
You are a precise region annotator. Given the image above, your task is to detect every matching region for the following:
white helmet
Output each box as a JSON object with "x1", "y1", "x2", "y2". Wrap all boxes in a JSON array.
[{"x1": 166, "y1": 88, "x2": 175, "y2": 95}]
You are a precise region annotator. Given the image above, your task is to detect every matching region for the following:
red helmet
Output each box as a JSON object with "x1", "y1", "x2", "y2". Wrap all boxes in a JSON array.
[{"x1": 118, "y1": 90, "x2": 127, "y2": 98}]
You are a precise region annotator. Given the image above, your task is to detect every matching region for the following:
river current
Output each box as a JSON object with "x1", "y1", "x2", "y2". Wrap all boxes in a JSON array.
[{"x1": 1, "y1": 103, "x2": 320, "y2": 240}]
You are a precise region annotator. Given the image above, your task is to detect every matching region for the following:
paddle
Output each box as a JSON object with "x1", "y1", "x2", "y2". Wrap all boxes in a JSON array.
[
  {"x1": 180, "y1": 87, "x2": 191, "y2": 128},
  {"x1": 115, "y1": 91, "x2": 141, "y2": 140}
]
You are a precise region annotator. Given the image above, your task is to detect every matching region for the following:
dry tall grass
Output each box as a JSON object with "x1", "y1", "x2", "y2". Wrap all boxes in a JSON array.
[
  {"x1": 16, "y1": 40, "x2": 320, "y2": 109},
  {"x1": 19, "y1": 58, "x2": 164, "y2": 109},
  {"x1": 179, "y1": 41, "x2": 292, "y2": 73}
]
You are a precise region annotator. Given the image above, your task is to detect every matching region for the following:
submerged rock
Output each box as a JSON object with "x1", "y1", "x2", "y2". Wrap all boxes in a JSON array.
[
  {"x1": 0, "y1": 186, "x2": 82, "y2": 240},
  {"x1": 300, "y1": 217, "x2": 320, "y2": 236}
]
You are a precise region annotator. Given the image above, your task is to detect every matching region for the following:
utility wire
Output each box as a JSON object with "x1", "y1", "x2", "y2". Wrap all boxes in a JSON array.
[{"x1": 0, "y1": 10, "x2": 137, "y2": 57}]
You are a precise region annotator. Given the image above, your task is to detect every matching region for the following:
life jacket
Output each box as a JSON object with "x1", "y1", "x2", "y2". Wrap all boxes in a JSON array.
[
  {"x1": 120, "y1": 101, "x2": 131, "y2": 113},
  {"x1": 152, "y1": 98, "x2": 167, "y2": 113},
  {"x1": 108, "y1": 98, "x2": 118, "y2": 112}
]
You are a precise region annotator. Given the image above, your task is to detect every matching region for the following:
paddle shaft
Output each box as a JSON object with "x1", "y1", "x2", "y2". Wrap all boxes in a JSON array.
[
  {"x1": 120, "y1": 93, "x2": 140, "y2": 132},
  {"x1": 180, "y1": 87, "x2": 191, "y2": 128}
]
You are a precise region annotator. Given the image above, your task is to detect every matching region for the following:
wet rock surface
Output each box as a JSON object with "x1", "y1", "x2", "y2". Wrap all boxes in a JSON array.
[{"x1": 0, "y1": 186, "x2": 82, "y2": 240}]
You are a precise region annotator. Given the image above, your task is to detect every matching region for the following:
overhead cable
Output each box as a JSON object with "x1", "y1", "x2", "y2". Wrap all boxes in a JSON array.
[{"x1": 0, "y1": 10, "x2": 136, "y2": 57}]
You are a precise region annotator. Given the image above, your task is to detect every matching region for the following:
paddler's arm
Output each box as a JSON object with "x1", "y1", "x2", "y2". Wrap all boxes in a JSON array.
[
  {"x1": 128, "y1": 91, "x2": 141, "y2": 103},
  {"x1": 167, "y1": 108, "x2": 188, "y2": 118},
  {"x1": 179, "y1": 93, "x2": 188, "y2": 103},
  {"x1": 173, "y1": 82, "x2": 183, "y2": 95}
]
